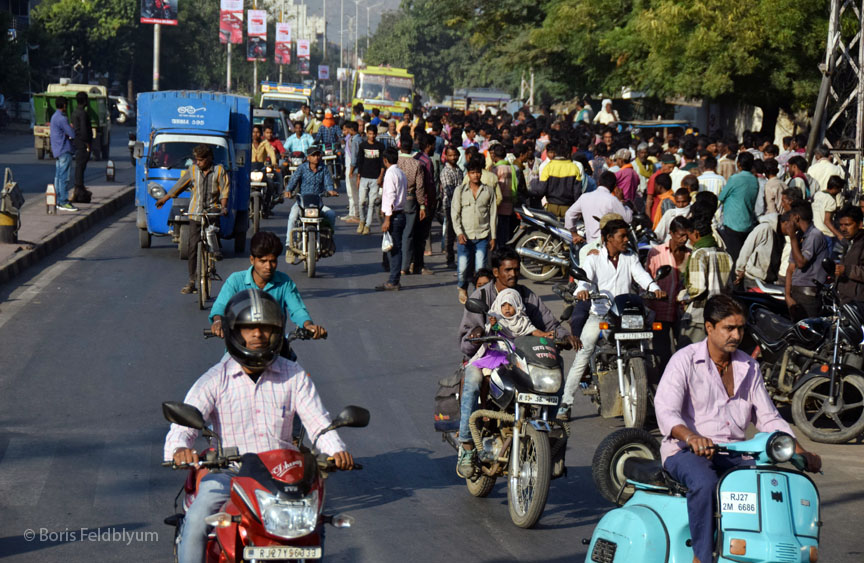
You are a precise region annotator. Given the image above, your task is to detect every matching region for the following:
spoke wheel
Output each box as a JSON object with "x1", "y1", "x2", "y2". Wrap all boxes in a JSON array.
[
  {"x1": 507, "y1": 424, "x2": 551, "y2": 528},
  {"x1": 622, "y1": 358, "x2": 649, "y2": 428},
  {"x1": 197, "y1": 241, "x2": 207, "y2": 310},
  {"x1": 251, "y1": 194, "x2": 261, "y2": 234},
  {"x1": 791, "y1": 374, "x2": 864, "y2": 443},
  {"x1": 516, "y1": 231, "x2": 564, "y2": 282}
]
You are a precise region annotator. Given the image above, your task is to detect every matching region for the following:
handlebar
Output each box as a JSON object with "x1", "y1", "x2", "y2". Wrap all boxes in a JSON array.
[
  {"x1": 161, "y1": 454, "x2": 243, "y2": 470},
  {"x1": 317, "y1": 454, "x2": 363, "y2": 472},
  {"x1": 203, "y1": 327, "x2": 327, "y2": 341},
  {"x1": 203, "y1": 329, "x2": 217, "y2": 339}
]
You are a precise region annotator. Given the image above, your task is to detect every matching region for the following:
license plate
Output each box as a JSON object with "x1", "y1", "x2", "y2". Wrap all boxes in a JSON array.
[
  {"x1": 614, "y1": 332, "x2": 654, "y2": 340},
  {"x1": 517, "y1": 393, "x2": 558, "y2": 405},
  {"x1": 720, "y1": 492, "x2": 758, "y2": 515},
  {"x1": 243, "y1": 546, "x2": 322, "y2": 560}
]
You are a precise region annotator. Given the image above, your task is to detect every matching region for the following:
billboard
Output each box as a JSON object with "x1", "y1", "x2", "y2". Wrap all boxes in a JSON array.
[
  {"x1": 275, "y1": 22, "x2": 291, "y2": 65},
  {"x1": 219, "y1": 0, "x2": 243, "y2": 44},
  {"x1": 297, "y1": 39, "x2": 310, "y2": 58},
  {"x1": 299, "y1": 59, "x2": 310, "y2": 75},
  {"x1": 247, "y1": 9, "x2": 267, "y2": 62},
  {"x1": 318, "y1": 65, "x2": 330, "y2": 80},
  {"x1": 141, "y1": 0, "x2": 178, "y2": 25}
]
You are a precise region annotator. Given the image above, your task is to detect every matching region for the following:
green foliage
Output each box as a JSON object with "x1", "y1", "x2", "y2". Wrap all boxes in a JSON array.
[{"x1": 0, "y1": 13, "x2": 30, "y2": 99}]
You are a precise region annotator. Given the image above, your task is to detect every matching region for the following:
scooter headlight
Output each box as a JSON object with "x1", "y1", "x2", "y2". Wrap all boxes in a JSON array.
[
  {"x1": 250, "y1": 171, "x2": 264, "y2": 181},
  {"x1": 255, "y1": 489, "x2": 319, "y2": 539},
  {"x1": 766, "y1": 432, "x2": 796, "y2": 463}
]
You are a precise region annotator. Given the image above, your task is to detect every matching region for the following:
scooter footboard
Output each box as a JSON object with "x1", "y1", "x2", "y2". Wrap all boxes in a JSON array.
[
  {"x1": 585, "y1": 490, "x2": 688, "y2": 563},
  {"x1": 717, "y1": 469, "x2": 819, "y2": 562}
]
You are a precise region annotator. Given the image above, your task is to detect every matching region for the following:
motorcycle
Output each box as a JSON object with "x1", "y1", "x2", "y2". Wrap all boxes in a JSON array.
[
  {"x1": 746, "y1": 258, "x2": 864, "y2": 444},
  {"x1": 250, "y1": 163, "x2": 284, "y2": 234},
  {"x1": 509, "y1": 205, "x2": 579, "y2": 282},
  {"x1": 320, "y1": 143, "x2": 343, "y2": 181},
  {"x1": 161, "y1": 400, "x2": 368, "y2": 563},
  {"x1": 451, "y1": 297, "x2": 571, "y2": 529},
  {"x1": 559, "y1": 265, "x2": 672, "y2": 428},
  {"x1": 284, "y1": 151, "x2": 306, "y2": 183},
  {"x1": 586, "y1": 429, "x2": 820, "y2": 563},
  {"x1": 287, "y1": 193, "x2": 335, "y2": 278}
]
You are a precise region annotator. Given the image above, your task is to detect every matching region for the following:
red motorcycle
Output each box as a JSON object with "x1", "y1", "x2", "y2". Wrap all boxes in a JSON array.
[{"x1": 161, "y1": 401, "x2": 369, "y2": 562}]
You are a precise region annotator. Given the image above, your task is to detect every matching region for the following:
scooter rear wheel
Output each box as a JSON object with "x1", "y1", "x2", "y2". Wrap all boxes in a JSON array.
[
  {"x1": 791, "y1": 373, "x2": 864, "y2": 443},
  {"x1": 592, "y1": 427, "x2": 660, "y2": 505}
]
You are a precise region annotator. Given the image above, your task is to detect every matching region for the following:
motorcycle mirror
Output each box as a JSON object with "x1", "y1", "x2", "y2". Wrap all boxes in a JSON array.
[
  {"x1": 560, "y1": 304, "x2": 574, "y2": 321},
  {"x1": 331, "y1": 406, "x2": 371, "y2": 429},
  {"x1": 133, "y1": 141, "x2": 144, "y2": 160},
  {"x1": 465, "y1": 298, "x2": 489, "y2": 315},
  {"x1": 162, "y1": 401, "x2": 206, "y2": 430},
  {"x1": 148, "y1": 182, "x2": 167, "y2": 200},
  {"x1": 571, "y1": 266, "x2": 590, "y2": 283},
  {"x1": 655, "y1": 265, "x2": 673, "y2": 281},
  {"x1": 822, "y1": 258, "x2": 835, "y2": 275}
]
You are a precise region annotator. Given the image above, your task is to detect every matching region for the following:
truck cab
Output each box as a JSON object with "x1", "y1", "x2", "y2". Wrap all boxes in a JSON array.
[{"x1": 134, "y1": 91, "x2": 252, "y2": 255}]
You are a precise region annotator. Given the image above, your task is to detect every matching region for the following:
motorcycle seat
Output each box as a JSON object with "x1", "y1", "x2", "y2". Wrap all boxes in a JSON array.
[
  {"x1": 750, "y1": 306, "x2": 794, "y2": 346},
  {"x1": 524, "y1": 207, "x2": 565, "y2": 228}
]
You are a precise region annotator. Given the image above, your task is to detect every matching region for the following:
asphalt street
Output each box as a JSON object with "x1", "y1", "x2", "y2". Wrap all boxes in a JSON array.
[{"x1": 0, "y1": 161, "x2": 862, "y2": 561}]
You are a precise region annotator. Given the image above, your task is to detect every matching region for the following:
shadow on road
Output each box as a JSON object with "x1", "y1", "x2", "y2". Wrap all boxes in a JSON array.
[{"x1": 0, "y1": 522, "x2": 150, "y2": 557}]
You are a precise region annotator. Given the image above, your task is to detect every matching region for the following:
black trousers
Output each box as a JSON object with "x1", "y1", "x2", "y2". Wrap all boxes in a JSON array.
[
  {"x1": 73, "y1": 144, "x2": 89, "y2": 189},
  {"x1": 412, "y1": 214, "x2": 432, "y2": 271},
  {"x1": 720, "y1": 226, "x2": 749, "y2": 265},
  {"x1": 187, "y1": 221, "x2": 201, "y2": 282}
]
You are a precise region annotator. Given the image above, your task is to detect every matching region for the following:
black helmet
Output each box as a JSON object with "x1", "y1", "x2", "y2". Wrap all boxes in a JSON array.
[
  {"x1": 224, "y1": 289, "x2": 285, "y2": 370},
  {"x1": 315, "y1": 108, "x2": 324, "y2": 119}
]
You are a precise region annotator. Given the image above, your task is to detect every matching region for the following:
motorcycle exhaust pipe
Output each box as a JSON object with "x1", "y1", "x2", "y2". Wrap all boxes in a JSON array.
[{"x1": 516, "y1": 247, "x2": 569, "y2": 268}]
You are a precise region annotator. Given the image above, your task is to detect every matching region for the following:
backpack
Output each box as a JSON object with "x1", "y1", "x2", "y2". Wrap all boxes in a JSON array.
[{"x1": 433, "y1": 366, "x2": 463, "y2": 433}]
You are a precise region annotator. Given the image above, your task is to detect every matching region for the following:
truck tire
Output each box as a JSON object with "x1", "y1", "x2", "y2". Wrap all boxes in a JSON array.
[
  {"x1": 592, "y1": 427, "x2": 660, "y2": 505},
  {"x1": 179, "y1": 224, "x2": 190, "y2": 260}
]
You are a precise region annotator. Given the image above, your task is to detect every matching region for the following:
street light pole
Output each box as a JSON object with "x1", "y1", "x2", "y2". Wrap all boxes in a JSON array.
[
  {"x1": 366, "y1": 3, "x2": 381, "y2": 53},
  {"x1": 323, "y1": 0, "x2": 327, "y2": 60},
  {"x1": 340, "y1": 0, "x2": 344, "y2": 104}
]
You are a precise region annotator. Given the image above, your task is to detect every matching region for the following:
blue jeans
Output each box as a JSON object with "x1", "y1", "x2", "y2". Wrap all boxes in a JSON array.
[
  {"x1": 664, "y1": 451, "x2": 753, "y2": 563},
  {"x1": 286, "y1": 202, "x2": 336, "y2": 246},
  {"x1": 387, "y1": 212, "x2": 406, "y2": 285},
  {"x1": 402, "y1": 210, "x2": 418, "y2": 271},
  {"x1": 458, "y1": 364, "x2": 484, "y2": 443},
  {"x1": 54, "y1": 152, "x2": 73, "y2": 205},
  {"x1": 357, "y1": 177, "x2": 379, "y2": 226},
  {"x1": 177, "y1": 471, "x2": 233, "y2": 563},
  {"x1": 456, "y1": 238, "x2": 489, "y2": 289}
]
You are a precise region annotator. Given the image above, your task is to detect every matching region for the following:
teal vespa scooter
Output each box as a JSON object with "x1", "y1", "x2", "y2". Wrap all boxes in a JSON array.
[{"x1": 585, "y1": 431, "x2": 821, "y2": 563}]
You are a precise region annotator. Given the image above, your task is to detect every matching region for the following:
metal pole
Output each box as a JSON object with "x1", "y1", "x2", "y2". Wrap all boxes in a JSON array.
[
  {"x1": 354, "y1": 0, "x2": 359, "y2": 68},
  {"x1": 323, "y1": 0, "x2": 327, "y2": 59},
  {"x1": 227, "y1": 42, "x2": 232, "y2": 93},
  {"x1": 152, "y1": 24, "x2": 161, "y2": 91},
  {"x1": 529, "y1": 67, "x2": 534, "y2": 112},
  {"x1": 808, "y1": 0, "x2": 841, "y2": 161},
  {"x1": 279, "y1": 1, "x2": 284, "y2": 84},
  {"x1": 366, "y1": 5, "x2": 370, "y2": 52},
  {"x1": 340, "y1": 0, "x2": 344, "y2": 104},
  {"x1": 857, "y1": 2, "x2": 864, "y2": 191}
]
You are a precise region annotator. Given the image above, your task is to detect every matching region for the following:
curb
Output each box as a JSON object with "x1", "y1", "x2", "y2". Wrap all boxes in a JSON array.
[{"x1": 0, "y1": 184, "x2": 135, "y2": 286}]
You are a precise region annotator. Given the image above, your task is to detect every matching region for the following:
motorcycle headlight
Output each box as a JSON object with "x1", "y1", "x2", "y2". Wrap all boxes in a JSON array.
[
  {"x1": 250, "y1": 171, "x2": 264, "y2": 181},
  {"x1": 527, "y1": 364, "x2": 562, "y2": 393},
  {"x1": 266, "y1": 166, "x2": 273, "y2": 173},
  {"x1": 766, "y1": 432, "x2": 796, "y2": 463},
  {"x1": 291, "y1": 158, "x2": 303, "y2": 166},
  {"x1": 621, "y1": 315, "x2": 644, "y2": 330},
  {"x1": 304, "y1": 208, "x2": 319, "y2": 218},
  {"x1": 255, "y1": 489, "x2": 319, "y2": 539}
]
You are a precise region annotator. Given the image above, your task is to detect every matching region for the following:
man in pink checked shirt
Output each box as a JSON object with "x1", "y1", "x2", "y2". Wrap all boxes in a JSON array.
[
  {"x1": 654, "y1": 294, "x2": 821, "y2": 563},
  {"x1": 164, "y1": 289, "x2": 353, "y2": 563}
]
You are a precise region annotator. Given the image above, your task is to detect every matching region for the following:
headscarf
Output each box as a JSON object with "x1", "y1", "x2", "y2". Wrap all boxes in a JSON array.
[
  {"x1": 490, "y1": 288, "x2": 536, "y2": 338},
  {"x1": 601, "y1": 98, "x2": 613, "y2": 110}
]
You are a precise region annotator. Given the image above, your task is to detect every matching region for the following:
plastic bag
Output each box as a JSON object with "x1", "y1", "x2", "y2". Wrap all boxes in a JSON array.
[{"x1": 381, "y1": 231, "x2": 393, "y2": 252}]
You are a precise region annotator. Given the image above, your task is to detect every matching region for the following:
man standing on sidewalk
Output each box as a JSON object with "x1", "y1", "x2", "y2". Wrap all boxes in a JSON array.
[
  {"x1": 355, "y1": 124, "x2": 386, "y2": 235},
  {"x1": 71, "y1": 92, "x2": 92, "y2": 204},
  {"x1": 341, "y1": 121, "x2": 361, "y2": 223},
  {"x1": 377, "y1": 147, "x2": 407, "y2": 291},
  {"x1": 50, "y1": 97, "x2": 78, "y2": 211}
]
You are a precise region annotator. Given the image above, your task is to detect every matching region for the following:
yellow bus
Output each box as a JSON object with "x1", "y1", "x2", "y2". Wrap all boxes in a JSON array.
[{"x1": 351, "y1": 66, "x2": 414, "y2": 116}]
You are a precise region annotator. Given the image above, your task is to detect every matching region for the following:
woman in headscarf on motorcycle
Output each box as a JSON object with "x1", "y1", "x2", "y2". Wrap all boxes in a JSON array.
[{"x1": 470, "y1": 288, "x2": 553, "y2": 370}]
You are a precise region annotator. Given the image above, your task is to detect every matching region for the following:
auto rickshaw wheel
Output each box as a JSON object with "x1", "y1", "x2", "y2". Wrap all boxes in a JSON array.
[{"x1": 138, "y1": 228, "x2": 151, "y2": 248}]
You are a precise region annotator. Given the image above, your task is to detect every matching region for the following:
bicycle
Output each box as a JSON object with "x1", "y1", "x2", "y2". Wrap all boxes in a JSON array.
[{"x1": 185, "y1": 208, "x2": 223, "y2": 310}]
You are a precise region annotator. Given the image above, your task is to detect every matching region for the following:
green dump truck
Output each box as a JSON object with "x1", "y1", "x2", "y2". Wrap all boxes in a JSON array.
[{"x1": 32, "y1": 84, "x2": 112, "y2": 160}]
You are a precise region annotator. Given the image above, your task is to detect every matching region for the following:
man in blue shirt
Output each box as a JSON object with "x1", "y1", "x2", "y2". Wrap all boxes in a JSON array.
[
  {"x1": 284, "y1": 121, "x2": 315, "y2": 154},
  {"x1": 718, "y1": 151, "x2": 759, "y2": 263},
  {"x1": 209, "y1": 231, "x2": 326, "y2": 342},
  {"x1": 50, "y1": 97, "x2": 78, "y2": 211},
  {"x1": 284, "y1": 146, "x2": 338, "y2": 261}
]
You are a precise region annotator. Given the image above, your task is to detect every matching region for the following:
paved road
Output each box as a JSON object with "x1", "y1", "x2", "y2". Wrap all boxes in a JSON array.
[{"x1": 0, "y1": 192, "x2": 862, "y2": 561}]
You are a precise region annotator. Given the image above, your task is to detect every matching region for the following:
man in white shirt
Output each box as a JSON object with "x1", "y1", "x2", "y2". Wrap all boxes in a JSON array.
[
  {"x1": 698, "y1": 155, "x2": 726, "y2": 195},
  {"x1": 565, "y1": 171, "x2": 633, "y2": 244},
  {"x1": 376, "y1": 147, "x2": 408, "y2": 291},
  {"x1": 809, "y1": 145, "x2": 845, "y2": 194},
  {"x1": 558, "y1": 218, "x2": 665, "y2": 419}
]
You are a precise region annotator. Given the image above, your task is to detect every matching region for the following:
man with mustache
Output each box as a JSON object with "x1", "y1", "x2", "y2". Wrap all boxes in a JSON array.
[{"x1": 654, "y1": 295, "x2": 822, "y2": 563}]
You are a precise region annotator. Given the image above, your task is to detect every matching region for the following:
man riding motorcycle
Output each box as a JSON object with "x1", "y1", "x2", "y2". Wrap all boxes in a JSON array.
[
  {"x1": 654, "y1": 294, "x2": 821, "y2": 563},
  {"x1": 456, "y1": 245, "x2": 579, "y2": 477},
  {"x1": 164, "y1": 289, "x2": 353, "y2": 563},
  {"x1": 209, "y1": 231, "x2": 326, "y2": 345},
  {"x1": 284, "y1": 146, "x2": 338, "y2": 262},
  {"x1": 559, "y1": 218, "x2": 665, "y2": 421}
]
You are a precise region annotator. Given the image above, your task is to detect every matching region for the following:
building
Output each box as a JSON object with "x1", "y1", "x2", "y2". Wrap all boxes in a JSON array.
[{"x1": 261, "y1": 0, "x2": 325, "y2": 44}]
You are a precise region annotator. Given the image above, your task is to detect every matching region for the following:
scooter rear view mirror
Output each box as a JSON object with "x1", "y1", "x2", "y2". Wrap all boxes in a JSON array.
[
  {"x1": 822, "y1": 258, "x2": 835, "y2": 276},
  {"x1": 571, "y1": 266, "x2": 590, "y2": 283},
  {"x1": 162, "y1": 401, "x2": 207, "y2": 430},
  {"x1": 465, "y1": 298, "x2": 489, "y2": 315},
  {"x1": 332, "y1": 406, "x2": 371, "y2": 429},
  {"x1": 655, "y1": 265, "x2": 673, "y2": 281},
  {"x1": 133, "y1": 141, "x2": 144, "y2": 159}
]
